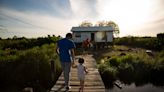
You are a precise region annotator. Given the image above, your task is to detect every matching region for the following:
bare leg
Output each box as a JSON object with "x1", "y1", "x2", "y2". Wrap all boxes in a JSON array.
[
  {"x1": 80, "y1": 80, "x2": 84, "y2": 92},
  {"x1": 79, "y1": 80, "x2": 82, "y2": 92}
]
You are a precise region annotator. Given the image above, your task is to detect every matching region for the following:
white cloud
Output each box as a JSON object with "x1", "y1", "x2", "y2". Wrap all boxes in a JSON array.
[
  {"x1": 0, "y1": 7, "x2": 80, "y2": 38},
  {"x1": 0, "y1": 0, "x2": 164, "y2": 38},
  {"x1": 69, "y1": 0, "x2": 98, "y2": 20},
  {"x1": 96, "y1": 0, "x2": 164, "y2": 37}
]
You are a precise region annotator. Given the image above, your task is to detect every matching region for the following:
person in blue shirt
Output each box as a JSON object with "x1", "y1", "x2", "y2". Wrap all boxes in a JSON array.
[{"x1": 56, "y1": 33, "x2": 76, "y2": 90}]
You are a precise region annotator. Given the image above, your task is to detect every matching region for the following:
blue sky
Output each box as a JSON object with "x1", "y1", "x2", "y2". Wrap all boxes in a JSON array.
[{"x1": 0, "y1": 0, "x2": 164, "y2": 38}]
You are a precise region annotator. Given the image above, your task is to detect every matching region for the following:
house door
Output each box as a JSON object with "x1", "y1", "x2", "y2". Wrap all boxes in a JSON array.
[{"x1": 91, "y1": 33, "x2": 95, "y2": 41}]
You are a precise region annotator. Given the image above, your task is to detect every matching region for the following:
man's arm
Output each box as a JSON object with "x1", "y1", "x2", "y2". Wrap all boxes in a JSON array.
[
  {"x1": 56, "y1": 46, "x2": 60, "y2": 55},
  {"x1": 71, "y1": 48, "x2": 75, "y2": 65}
]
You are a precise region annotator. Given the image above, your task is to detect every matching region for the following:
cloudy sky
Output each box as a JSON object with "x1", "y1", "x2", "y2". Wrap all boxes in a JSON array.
[{"x1": 0, "y1": 0, "x2": 164, "y2": 38}]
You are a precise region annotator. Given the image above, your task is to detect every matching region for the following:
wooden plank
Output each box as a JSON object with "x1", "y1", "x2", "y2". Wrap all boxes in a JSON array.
[{"x1": 50, "y1": 55, "x2": 105, "y2": 92}]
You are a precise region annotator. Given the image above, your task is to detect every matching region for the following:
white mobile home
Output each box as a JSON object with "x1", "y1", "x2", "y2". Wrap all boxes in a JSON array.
[{"x1": 71, "y1": 26, "x2": 114, "y2": 48}]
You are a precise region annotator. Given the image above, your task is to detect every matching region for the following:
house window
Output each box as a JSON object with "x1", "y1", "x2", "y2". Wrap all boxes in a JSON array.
[{"x1": 75, "y1": 33, "x2": 81, "y2": 37}]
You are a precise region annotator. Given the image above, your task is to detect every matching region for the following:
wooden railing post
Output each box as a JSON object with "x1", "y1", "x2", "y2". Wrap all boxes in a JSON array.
[{"x1": 51, "y1": 59, "x2": 55, "y2": 81}]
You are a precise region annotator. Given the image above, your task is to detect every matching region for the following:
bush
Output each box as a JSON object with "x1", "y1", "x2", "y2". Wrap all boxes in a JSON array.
[
  {"x1": 118, "y1": 63, "x2": 134, "y2": 84},
  {"x1": 114, "y1": 36, "x2": 158, "y2": 50},
  {"x1": 98, "y1": 63, "x2": 118, "y2": 88},
  {"x1": 0, "y1": 44, "x2": 61, "y2": 92},
  {"x1": 108, "y1": 57, "x2": 119, "y2": 67},
  {"x1": 98, "y1": 50, "x2": 164, "y2": 87}
]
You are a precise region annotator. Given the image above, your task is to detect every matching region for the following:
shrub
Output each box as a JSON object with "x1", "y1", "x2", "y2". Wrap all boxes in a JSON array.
[
  {"x1": 98, "y1": 63, "x2": 118, "y2": 88},
  {"x1": 118, "y1": 62, "x2": 134, "y2": 84},
  {"x1": 119, "y1": 55, "x2": 133, "y2": 64},
  {"x1": 108, "y1": 57, "x2": 119, "y2": 67},
  {"x1": 98, "y1": 50, "x2": 164, "y2": 87},
  {"x1": 114, "y1": 37, "x2": 158, "y2": 50},
  {"x1": 0, "y1": 44, "x2": 61, "y2": 92}
]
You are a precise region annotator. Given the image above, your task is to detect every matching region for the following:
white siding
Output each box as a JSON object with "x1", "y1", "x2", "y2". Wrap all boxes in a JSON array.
[
  {"x1": 107, "y1": 32, "x2": 113, "y2": 42},
  {"x1": 81, "y1": 32, "x2": 91, "y2": 41},
  {"x1": 73, "y1": 32, "x2": 91, "y2": 43},
  {"x1": 73, "y1": 31, "x2": 113, "y2": 43},
  {"x1": 95, "y1": 32, "x2": 104, "y2": 42}
]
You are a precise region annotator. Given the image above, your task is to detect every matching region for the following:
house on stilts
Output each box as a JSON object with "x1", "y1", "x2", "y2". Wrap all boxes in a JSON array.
[{"x1": 71, "y1": 26, "x2": 114, "y2": 48}]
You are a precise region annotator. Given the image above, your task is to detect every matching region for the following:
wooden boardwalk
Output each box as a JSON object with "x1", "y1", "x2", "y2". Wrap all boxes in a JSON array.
[{"x1": 50, "y1": 54, "x2": 105, "y2": 92}]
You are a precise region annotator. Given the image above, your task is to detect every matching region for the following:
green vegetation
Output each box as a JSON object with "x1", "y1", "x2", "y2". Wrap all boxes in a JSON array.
[
  {"x1": 98, "y1": 46, "x2": 164, "y2": 88},
  {"x1": 114, "y1": 33, "x2": 164, "y2": 50},
  {"x1": 96, "y1": 33, "x2": 164, "y2": 88},
  {"x1": 1, "y1": 33, "x2": 164, "y2": 91},
  {"x1": 0, "y1": 35, "x2": 60, "y2": 50},
  {"x1": 0, "y1": 36, "x2": 61, "y2": 92}
]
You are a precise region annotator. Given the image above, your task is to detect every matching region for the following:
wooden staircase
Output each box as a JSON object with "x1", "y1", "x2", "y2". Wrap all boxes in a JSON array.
[{"x1": 50, "y1": 54, "x2": 105, "y2": 92}]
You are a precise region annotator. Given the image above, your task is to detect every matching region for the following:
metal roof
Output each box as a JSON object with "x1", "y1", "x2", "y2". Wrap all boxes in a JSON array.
[{"x1": 71, "y1": 26, "x2": 114, "y2": 32}]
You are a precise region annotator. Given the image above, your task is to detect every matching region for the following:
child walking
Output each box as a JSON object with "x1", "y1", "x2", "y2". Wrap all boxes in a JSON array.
[{"x1": 77, "y1": 58, "x2": 88, "y2": 92}]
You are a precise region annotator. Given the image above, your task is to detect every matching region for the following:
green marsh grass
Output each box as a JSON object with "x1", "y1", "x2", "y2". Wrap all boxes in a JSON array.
[
  {"x1": 98, "y1": 47, "x2": 164, "y2": 88},
  {"x1": 0, "y1": 43, "x2": 61, "y2": 92}
]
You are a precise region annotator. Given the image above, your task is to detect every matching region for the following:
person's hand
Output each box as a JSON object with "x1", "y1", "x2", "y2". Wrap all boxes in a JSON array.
[
  {"x1": 85, "y1": 69, "x2": 89, "y2": 74},
  {"x1": 86, "y1": 70, "x2": 89, "y2": 74}
]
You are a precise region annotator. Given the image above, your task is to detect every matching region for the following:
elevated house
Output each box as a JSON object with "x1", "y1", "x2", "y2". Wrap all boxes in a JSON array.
[{"x1": 71, "y1": 26, "x2": 114, "y2": 48}]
